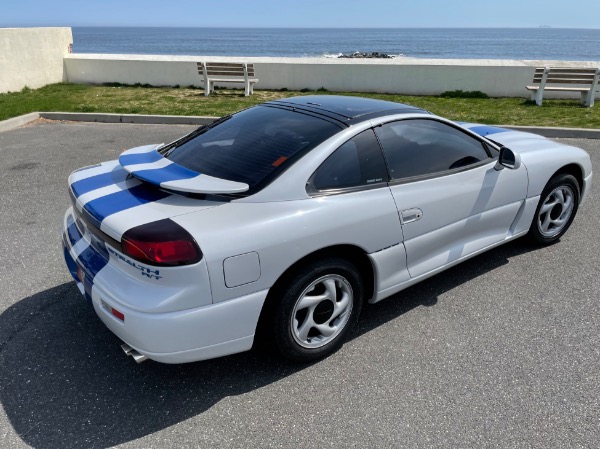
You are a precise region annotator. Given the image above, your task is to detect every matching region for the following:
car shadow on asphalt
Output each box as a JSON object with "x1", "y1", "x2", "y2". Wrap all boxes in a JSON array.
[
  {"x1": 353, "y1": 239, "x2": 541, "y2": 336},
  {"x1": 0, "y1": 239, "x2": 538, "y2": 449}
]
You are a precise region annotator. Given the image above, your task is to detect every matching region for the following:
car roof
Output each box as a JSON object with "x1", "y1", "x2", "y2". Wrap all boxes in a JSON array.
[{"x1": 265, "y1": 95, "x2": 429, "y2": 125}]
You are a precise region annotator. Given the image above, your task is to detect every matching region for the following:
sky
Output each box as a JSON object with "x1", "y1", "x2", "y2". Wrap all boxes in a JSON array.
[{"x1": 1, "y1": 0, "x2": 599, "y2": 29}]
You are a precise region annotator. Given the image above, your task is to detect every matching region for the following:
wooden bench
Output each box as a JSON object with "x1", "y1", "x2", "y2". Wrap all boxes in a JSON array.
[
  {"x1": 526, "y1": 67, "x2": 600, "y2": 107},
  {"x1": 197, "y1": 62, "x2": 258, "y2": 96}
]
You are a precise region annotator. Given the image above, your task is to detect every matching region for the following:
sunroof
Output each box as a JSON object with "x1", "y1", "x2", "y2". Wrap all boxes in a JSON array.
[{"x1": 269, "y1": 95, "x2": 418, "y2": 119}]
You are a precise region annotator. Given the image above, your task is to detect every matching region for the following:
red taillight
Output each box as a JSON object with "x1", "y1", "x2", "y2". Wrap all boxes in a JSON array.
[
  {"x1": 122, "y1": 239, "x2": 198, "y2": 265},
  {"x1": 121, "y1": 219, "x2": 202, "y2": 266},
  {"x1": 111, "y1": 308, "x2": 125, "y2": 321},
  {"x1": 76, "y1": 265, "x2": 85, "y2": 283},
  {"x1": 102, "y1": 300, "x2": 125, "y2": 321}
]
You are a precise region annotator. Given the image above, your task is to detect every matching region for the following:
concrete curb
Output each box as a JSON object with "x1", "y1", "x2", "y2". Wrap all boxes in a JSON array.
[
  {"x1": 0, "y1": 112, "x2": 40, "y2": 133},
  {"x1": 0, "y1": 112, "x2": 217, "y2": 133},
  {"x1": 1, "y1": 111, "x2": 599, "y2": 139},
  {"x1": 39, "y1": 112, "x2": 217, "y2": 126}
]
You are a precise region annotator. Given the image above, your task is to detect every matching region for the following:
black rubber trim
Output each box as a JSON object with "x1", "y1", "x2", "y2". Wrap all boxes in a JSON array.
[
  {"x1": 306, "y1": 181, "x2": 390, "y2": 197},
  {"x1": 387, "y1": 159, "x2": 496, "y2": 186}
]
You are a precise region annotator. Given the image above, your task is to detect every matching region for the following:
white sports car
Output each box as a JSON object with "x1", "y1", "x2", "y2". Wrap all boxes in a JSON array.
[{"x1": 62, "y1": 95, "x2": 592, "y2": 364}]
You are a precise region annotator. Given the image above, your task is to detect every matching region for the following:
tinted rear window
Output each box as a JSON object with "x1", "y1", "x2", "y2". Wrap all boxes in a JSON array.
[{"x1": 160, "y1": 106, "x2": 342, "y2": 191}]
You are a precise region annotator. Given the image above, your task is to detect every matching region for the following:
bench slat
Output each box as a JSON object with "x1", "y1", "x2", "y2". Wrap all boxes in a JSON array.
[
  {"x1": 205, "y1": 67, "x2": 246, "y2": 72},
  {"x1": 534, "y1": 73, "x2": 596, "y2": 80},
  {"x1": 540, "y1": 86, "x2": 593, "y2": 92},
  {"x1": 546, "y1": 70, "x2": 596, "y2": 75},
  {"x1": 206, "y1": 66, "x2": 245, "y2": 71},
  {"x1": 532, "y1": 79, "x2": 596, "y2": 85},
  {"x1": 526, "y1": 86, "x2": 592, "y2": 92},
  {"x1": 535, "y1": 67, "x2": 598, "y2": 73},
  {"x1": 547, "y1": 78, "x2": 596, "y2": 84},
  {"x1": 205, "y1": 64, "x2": 254, "y2": 69},
  {"x1": 206, "y1": 78, "x2": 259, "y2": 83},
  {"x1": 205, "y1": 70, "x2": 256, "y2": 76},
  {"x1": 205, "y1": 62, "x2": 250, "y2": 68},
  {"x1": 545, "y1": 73, "x2": 596, "y2": 78},
  {"x1": 205, "y1": 71, "x2": 246, "y2": 77}
]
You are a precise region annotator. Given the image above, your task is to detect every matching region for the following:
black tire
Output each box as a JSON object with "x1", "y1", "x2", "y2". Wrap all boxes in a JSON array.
[
  {"x1": 528, "y1": 173, "x2": 580, "y2": 245},
  {"x1": 268, "y1": 258, "x2": 363, "y2": 362}
]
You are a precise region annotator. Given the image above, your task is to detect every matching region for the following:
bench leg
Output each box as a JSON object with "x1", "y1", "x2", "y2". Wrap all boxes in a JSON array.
[
  {"x1": 205, "y1": 80, "x2": 216, "y2": 96},
  {"x1": 582, "y1": 90, "x2": 594, "y2": 108},
  {"x1": 204, "y1": 81, "x2": 210, "y2": 96},
  {"x1": 533, "y1": 89, "x2": 543, "y2": 106}
]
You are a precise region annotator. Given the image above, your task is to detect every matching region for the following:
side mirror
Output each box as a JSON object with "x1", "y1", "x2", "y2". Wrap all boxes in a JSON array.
[{"x1": 495, "y1": 147, "x2": 521, "y2": 171}]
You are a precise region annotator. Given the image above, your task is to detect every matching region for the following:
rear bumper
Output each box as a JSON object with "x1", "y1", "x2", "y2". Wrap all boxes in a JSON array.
[
  {"x1": 62, "y1": 206, "x2": 268, "y2": 363},
  {"x1": 92, "y1": 287, "x2": 268, "y2": 363}
]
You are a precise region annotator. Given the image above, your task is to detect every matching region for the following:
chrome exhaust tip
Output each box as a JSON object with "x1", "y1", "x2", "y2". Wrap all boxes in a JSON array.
[{"x1": 121, "y1": 343, "x2": 149, "y2": 364}]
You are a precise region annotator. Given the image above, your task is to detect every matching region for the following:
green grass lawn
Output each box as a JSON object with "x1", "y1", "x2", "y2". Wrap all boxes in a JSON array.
[{"x1": 1, "y1": 83, "x2": 599, "y2": 128}]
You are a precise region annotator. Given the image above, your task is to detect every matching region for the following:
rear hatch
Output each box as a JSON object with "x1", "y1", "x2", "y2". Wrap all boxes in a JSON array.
[{"x1": 69, "y1": 104, "x2": 344, "y2": 243}]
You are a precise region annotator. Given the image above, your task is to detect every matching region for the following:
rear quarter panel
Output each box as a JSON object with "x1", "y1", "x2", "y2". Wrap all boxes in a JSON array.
[{"x1": 173, "y1": 187, "x2": 402, "y2": 303}]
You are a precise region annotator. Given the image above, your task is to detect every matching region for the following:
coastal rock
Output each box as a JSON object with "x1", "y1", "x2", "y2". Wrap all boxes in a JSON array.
[{"x1": 337, "y1": 52, "x2": 395, "y2": 59}]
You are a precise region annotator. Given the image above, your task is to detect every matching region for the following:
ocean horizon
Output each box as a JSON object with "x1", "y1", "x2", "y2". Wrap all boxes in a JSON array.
[{"x1": 72, "y1": 27, "x2": 600, "y2": 61}]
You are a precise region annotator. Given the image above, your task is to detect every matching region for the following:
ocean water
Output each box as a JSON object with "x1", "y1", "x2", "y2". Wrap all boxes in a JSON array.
[{"x1": 72, "y1": 27, "x2": 600, "y2": 61}]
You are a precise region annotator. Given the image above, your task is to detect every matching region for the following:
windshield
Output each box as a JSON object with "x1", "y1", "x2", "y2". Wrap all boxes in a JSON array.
[{"x1": 160, "y1": 106, "x2": 342, "y2": 192}]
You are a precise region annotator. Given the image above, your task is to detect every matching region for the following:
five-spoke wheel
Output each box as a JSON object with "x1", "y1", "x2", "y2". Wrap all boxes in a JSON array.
[
  {"x1": 291, "y1": 274, "x2": 354, "y2": 349},
  {"x1": 268, "y1": 258, "x2": 363, "y2": 362},
  {"x1": 530, "y1": 173, "x2": 580, "y2": 244}
]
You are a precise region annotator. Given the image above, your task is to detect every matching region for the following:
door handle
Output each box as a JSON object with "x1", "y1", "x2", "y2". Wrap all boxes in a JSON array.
[{"x1": 400, "y1": 208, "x2": 423, "y2": 224}]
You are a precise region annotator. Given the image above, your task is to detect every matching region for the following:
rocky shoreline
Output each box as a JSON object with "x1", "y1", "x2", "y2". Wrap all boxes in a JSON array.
[{"x1": 337, "y1": 52, "x2": 397, "y2": 59}]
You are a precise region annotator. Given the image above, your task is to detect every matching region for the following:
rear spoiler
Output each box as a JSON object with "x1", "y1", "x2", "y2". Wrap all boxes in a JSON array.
[{"x1": 118, "y1": 144, "x2": 249, "y2": 194}]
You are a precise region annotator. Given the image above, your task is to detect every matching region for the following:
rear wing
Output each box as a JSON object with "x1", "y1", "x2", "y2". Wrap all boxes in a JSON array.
[{"x1": 119, "y1": 145, "x2": 249, "y2": 194}]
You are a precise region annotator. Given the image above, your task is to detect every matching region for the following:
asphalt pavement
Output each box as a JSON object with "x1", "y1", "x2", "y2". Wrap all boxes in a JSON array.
[{"x1": 0, "y1": 121, "x2": 598, "y2": 449}]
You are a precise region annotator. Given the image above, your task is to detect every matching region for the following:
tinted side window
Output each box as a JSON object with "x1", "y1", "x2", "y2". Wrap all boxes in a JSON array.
[
  {"x1": 312, "y1": 129, "x2": 388, "y2": 191},
  {"x1": 375, "y1": 119, "x2": 491, "y2": 180}
]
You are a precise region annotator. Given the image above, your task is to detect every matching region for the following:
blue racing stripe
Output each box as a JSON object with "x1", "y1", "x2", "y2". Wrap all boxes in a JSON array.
[
  {"x1": 79, "y1": 244, "x2": 109, "y2": 303},
  {"x1": 468, "y1": 125, "x2": 510, "y2": 137},
  {"x1": 82, "y1": 276, "x2": 93, "y2": 302},
  {"x1": 71, "y1": 168, "x2": 129, "y2": 198},
  {"x1": 83, "y1": 183, "x2": 171, "y2": 224},
  {"x1": 66, "y1": 220, "x2": 83, "y2": 247},
  {"x1": 132, "y1": 163, "x2": 199, "y2": 185},
  {"x1": 78, "y1": 245, "x2": 109, "y2": 280},
  {"x1": 63, "y1": 210, "x2": 111, "y2": 302},
  {"x1": 63, "y1": 244, "x2": 79, "y2": 281},
  {"x1": 119, "y1": 149, "x2": 163, "y2": 166},
  {"x1": 79, "y1": 206, "x2": 102, "y2": 231}
]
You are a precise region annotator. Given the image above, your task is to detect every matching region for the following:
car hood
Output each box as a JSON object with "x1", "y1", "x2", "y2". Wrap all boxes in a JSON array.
[
  {"x1": 460, "y1": 123, "x2": 563, "y2": 153},
  {"x1": 68, "y1": 145, "x2": 231, "y2": 241}
]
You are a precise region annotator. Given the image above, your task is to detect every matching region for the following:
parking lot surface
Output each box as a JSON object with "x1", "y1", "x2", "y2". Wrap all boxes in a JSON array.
[{"x1": 0, "y1": 121, "x2": 598, "y2": 449}]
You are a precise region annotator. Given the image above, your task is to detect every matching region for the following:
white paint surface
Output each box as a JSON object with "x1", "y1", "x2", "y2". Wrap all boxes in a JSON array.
[{"x1": 0, "y1": 27, "x2": 72, "y2": 93}]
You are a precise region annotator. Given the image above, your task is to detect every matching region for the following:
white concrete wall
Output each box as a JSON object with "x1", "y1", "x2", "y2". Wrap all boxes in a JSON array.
[
  {"x1": 64, "y1": 54, "x2": 600, "y2": 99},
  {"x1": 0, "y1": 27, "x2": 73, "y2": 93}
]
